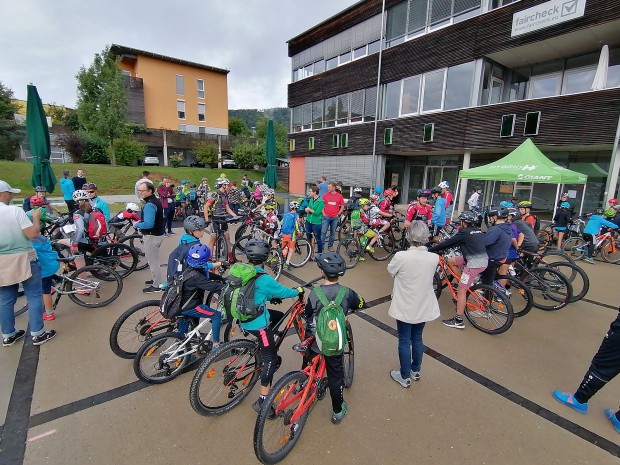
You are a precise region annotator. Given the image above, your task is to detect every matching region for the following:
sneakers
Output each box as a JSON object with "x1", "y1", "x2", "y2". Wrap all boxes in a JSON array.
[
  {"x1": 163, "y1": 233, "x2": 170, "y2": 237},
  {"x1": 365, "y1": 245, "x2": 375, "y2": 253},
  {"x1": 43, "y1": 312, "x2": 56, "y2": 321},
  {"x1": 583, "y1": 257, "x2": 595, "y2": 264},
  {"x1": 410, "y1": 371, "x2": 421, "y2": 382},
  {"x1": 604, "y1": 409, "x2": 620, "y2": 433},
  {"x1": 3, "y1": 330, "x2": 26, "y2": 347},
  {"x1": 442, "y1": 317, "x2": 465, "y2": 329},
  {"x1": 285, "y1": 263, "x2": 292, "y2": 270},
  {"x1": 32, "y1": 330, "x2": 57, "y2": 346},
  {"x1": 493, "y1": 280, "x2": 512, "y2": 296},
  {"x1": 144, "y1": 280, "x2": 154, "y2": 285},
  {"x1": 359, "y1": 257, "x2": 365, "y2": 262},
  {"x1": 552, "y1": 391, "x2": 588, "y2": 414},
  {"x1": 143, "y1": 286, "x2": 163, "y2": 294},
  {"x1": 390, "y1": 370, "x2": 411, "y2": 388},
  {"x1": 331, "y1": 401, "x2": 348, "y2": 424},
  {"x1": 168, "y1": 231, "x2": 176, "y2": 235},
  {"x1": 252, "y1": 396, "x2": 277, "y2": 420}
]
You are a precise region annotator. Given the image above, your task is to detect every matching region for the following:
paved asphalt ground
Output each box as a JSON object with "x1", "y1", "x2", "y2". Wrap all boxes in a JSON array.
[{"x1": 1, "y1": 223, "x2": 620, "y2": 465}]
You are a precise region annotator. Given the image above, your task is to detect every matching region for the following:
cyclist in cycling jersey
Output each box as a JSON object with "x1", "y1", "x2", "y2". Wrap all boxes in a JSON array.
[
  {"x1": 197, "y1": 178, "x2": 210, "y2": 197},
  {"x1": 365, "y1": 194, "x2": 391, "y2": 253},
  {"x1": 428, "y1": 211, "x2": 488, "y2": 329},
  {"x1": 204, "y1": 178, "x2": 238, "y2": 261},
  {"x1": 405, "y1": 189, "x2": 432, "y2": 228},
  {"x1": 280, "y1": 201, "x2": 302, "y2": 269},
  {"x1": 263, "y1": 202, "x2": 280, "y2": 247},
  {"x1": 430, "y1": 186, "x2": 447, "y2": 239},
  {"x1": 481, "y1": 207, "x2": 512, "y2": 286},
  {"x1": 518, "y1": 201, "x2": 536, "y2": 230},
  {"x1": 582, "y1": 208, "x2": 618, "y2": 264},
  {"x1": 379, "y1": 189, "x2": 396, "y2": 216}
]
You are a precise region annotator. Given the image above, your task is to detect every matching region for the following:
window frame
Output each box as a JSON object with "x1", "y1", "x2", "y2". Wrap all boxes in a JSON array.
[
  {"x1": 528, "y1": 72, "x2": 563, "y2": 99},
  {"x1": 197, "y1": 79, "x2": 205, "y2": 99},
  {"x1": 340, "y1": 133, "x2": 349, "y2": 148},
  {"x1": 420, "y1": 69, "x2": 447, "y2": 113},
  {"x1": 197, "y1": 103, "x2": 206, "y2": 122},
  {"x1": 384, "y1": 128, "x2": 393, "y2": 145},
  {"x1": 500, "y1": 114, "x2": 516, "y2": 138},
  {"x1": 289, "y1": 139, "x2": 296, "y2": 151},
  {"x1": 332, "y1": 134, "x2": 340, "y2": 149},
  {"x1": 423, "y1": 123, "x2": 435, "y2": 143},
  {"x1": 308, "y1": 137, "x2": 315, "y2": 150},
  {"x1": 177, "y1": 100, "x2": 186, "y2": 120},
  {"x1": 523, "y1": 111, "x2": 541, "y2": 136},
  {"x1": 176, "y1": 75, "x2": 184, "y2": 96},
  {"x1": 561, "y1": 65, "x2": 597, "y2": 95}
]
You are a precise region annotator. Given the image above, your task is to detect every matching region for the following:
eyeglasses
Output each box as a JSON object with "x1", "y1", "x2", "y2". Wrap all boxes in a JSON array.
[{"x1": 87, "y1": 191, "x2": 96, "y2": 194}]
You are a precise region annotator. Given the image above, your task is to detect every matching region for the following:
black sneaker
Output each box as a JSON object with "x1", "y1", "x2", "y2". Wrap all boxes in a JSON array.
[
  {"x1": 252, "y1": 397, "x2": 277, "y2": 420},
  {"x1": 143, "y1": 285, "x2": 163, "y2": 294},
  {"x1": 144, "y1": 280, "x2": 154, "y2": 285},
  {"x1": 442, "y1": 317, "x2": 465, "y2": 329},
  {"x1": 3, "y1": 330, "x2": 26, "y2": 347},
  {"x1": 32, "y1": 330, "x2": 57, "y2": 346}
]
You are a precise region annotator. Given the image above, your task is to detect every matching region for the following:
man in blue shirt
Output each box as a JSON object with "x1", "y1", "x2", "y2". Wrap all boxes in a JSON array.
[
  {"x1": 84, "y1": 183, "x2": 110, "y2": 223},
  {"x1": 59, "y1": 170, "x2": 76, "y2": 212},
  {"x1": 318, "y1": 176, "x2": 328, "y2": 197}
]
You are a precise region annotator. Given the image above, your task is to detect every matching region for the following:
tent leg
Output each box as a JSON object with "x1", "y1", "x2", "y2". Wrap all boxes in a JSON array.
[
  {"x1": 579, "y1": 185, "x2": 587, "y2": 216},
  {"x1": 452, "y1": 178, "x2": 461, "y2": 222},
  {"x1": 490, "y1": 181, "x2": 496, "y2": 206},
  {"x1": 552, "y1": 184, "x2": 560, "y2": 221}
]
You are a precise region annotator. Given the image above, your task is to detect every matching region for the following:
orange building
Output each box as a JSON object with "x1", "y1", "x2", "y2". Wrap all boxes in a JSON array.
[{"x1": 111, "y1": 44, "x2": 229, "y2": 135}]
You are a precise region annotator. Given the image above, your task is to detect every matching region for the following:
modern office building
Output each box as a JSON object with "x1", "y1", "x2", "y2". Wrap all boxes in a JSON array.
[
  {"x1": 286, "y1": 0, "x2": 620, "y2": 214},
  {"x1": 111, "y1": 44, "x2": 229, "y2": 136}
]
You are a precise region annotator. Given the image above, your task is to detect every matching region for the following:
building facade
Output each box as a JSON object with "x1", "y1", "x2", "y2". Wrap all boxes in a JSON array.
[
  {"x1": 287, "y1": 0, "x2": 620, "y2": 214},
  {"x1": 111, "y1": 44, "x2": 229, "y2": 136}
]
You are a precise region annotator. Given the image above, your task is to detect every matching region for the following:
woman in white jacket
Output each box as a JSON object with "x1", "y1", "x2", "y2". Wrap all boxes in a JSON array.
[{"x1": 387, "y1": 221, "x2": 440, "y2": 388}]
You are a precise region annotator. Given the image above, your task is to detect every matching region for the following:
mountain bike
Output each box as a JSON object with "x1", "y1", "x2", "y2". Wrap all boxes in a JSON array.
[
  {"x1": 210, "y1": 217, "x2": 241, "y2": 263},
  {"x1": 510, "y1": 256, "x2": 573, "y2": 311},
  {"x1": 563, "y1": 229, "x2": 620, "y2": 264},
  {"x1": 232, "y1": 229, "x2": 283, "y2": 280}
]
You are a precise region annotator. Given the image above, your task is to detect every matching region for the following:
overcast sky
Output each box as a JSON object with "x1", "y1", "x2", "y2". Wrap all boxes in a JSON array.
[{"x1": 0, "y1": 0, "x2": 355, "y2": 110}]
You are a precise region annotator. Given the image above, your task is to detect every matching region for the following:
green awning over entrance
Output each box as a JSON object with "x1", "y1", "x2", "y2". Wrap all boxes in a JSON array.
[{"x1": 459, "y1": 139, "x2": 588, "y2": 184}]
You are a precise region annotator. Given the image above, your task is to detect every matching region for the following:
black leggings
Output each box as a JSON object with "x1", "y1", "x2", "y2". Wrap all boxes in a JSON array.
[
  {"x1": 307, "y1": 349, "x2": 345, "y2": 413},
  {"x1": 583, "y1": 233, "x2": 594, "y2": 258},
  {"x1": 247, "y1": 310, "x2": 284, "y2": 388},
  {"x1": 480, "y1": 259, "x2": 503, "y2": 286}
]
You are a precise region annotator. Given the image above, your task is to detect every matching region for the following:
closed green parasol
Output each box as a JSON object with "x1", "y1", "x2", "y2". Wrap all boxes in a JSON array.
[
  {"x1": 27, "y1": 84, "x2": 56, "y2": 193},
  {"x1": 264, "y1": 119, "x2": 278, "y2": 189}
]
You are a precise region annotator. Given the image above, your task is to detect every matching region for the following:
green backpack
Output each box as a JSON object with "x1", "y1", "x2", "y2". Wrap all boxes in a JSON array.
[
  {"x1": 313, "y1": 286, "x2": 348, "y2": 356},
  {"x1": 350, "y1": 209, "x2": 362, "y2": 229},
  {"x1": 222, "y1": 262, "x2": 265, "y2": 322}
]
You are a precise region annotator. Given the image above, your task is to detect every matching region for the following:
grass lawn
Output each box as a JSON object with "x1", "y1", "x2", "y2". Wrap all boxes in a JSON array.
[{"x1": 0, "y1": 160, "x2": 269, "y2": 199}]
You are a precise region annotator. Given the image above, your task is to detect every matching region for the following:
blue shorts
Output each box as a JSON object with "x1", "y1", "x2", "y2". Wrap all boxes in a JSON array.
[{"x1": 554, "y1": 226, "x2": 567, "y2": 232}]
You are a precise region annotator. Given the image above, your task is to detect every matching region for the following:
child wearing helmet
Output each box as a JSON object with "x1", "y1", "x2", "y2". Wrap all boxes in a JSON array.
[
  {"x1": 379, "y1": 189, "x2": 395, "y2": 217},
  {"x1": 189, "y1": 184, "x2": 199, "y2": 214},
  {"x1": 262, "y1": 202, "x2": 281, "y2": 247},
  {"x1": 405, "y1": 189, "x2": 432, "y2": 228},
  {"x1": 25, "y1": 196, "x2": 58, "y2": 231},
  {"x1": 110, "y1": 202, "x2": 140, "y2": 226},
  {"x1": 280, "y1": 201, "x2": 302, "y2": 269},
  {"x1": 430, "y1": 186, "x2": 447, "y2": 238},
  {"x1": 439, "y1": 181, "x2": 453, "y2": 216},
  {"x1": 582, "y1": 208, "x2": 619, "y2": 263},
  {"x1": 517, "y1": 201, "x2": 537, "y2": 230},
  {"x1": 204, "y1": 180, "x2": 238, "y2": 261},
  {"x1": 345, "y1": 187, "x2": 363, "y2": 212},
  {"x1": 553, "y1": 202, "x2": 573, "y2": 249},
  {"x1": 301, "y1": 252, "x2": 366, "y2": 424}
]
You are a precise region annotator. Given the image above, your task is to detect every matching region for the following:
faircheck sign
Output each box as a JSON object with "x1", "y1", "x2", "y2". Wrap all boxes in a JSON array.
[{"x1": 511, "y1": 0, "x2": 586, "y2": 37}]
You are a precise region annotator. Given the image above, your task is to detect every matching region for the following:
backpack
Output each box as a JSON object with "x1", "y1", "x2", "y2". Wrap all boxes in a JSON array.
[
  {"x1": 222, "y1": 263, "x2": 265, "y2": 322},
  {"x1": 350, "y1": 209, "x2": 362, "y2": 229},
  {"x1": 88, "y1": 209, "x2": 108, "y2": 240},
  {"x1": 159, "y1": 268, "x2": 200, "y2": 320},
  {"x1": 313, "y1": 286, "x2": 348, "y2": 356}
]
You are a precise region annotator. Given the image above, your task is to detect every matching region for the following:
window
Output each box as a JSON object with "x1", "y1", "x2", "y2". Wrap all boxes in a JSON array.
[
  {"x1": 292, "y1": 68, "x2": 300, "y2": 82},
  {"x1": 121, "y1": 69, "x2": 131, "y2": 77},
  {"x1": 562, "y1": 67, "x2": 596, "y2": 95},
  {"x1": 326, "y1": 56, "x2": 338, "y2": 71},
  {"x1": 500, "y1": 114, "x2": 515, "y2": 137},
  {"x1": 608, "y1": 48, "x2": 620, "y2": 88},
  {"x1": 176, "y1": 75, "x2": 184, "y2": 95},
  {"x1": 353, "y1": 45, "x2": 367, "y2": 60},
  {"x1": 324, "y1": 97, "x2": 337, "y2": 128},
  {"x1": 386, "y1": 2, "x2": 408, "y2": 42},
  {"x1": 177, "y1": 100, "x2": 186, "y2": 119},
  {"x1": 430, "y1": 0, "x2": 452, "y2": 28},
  {"x1": 312, "y1": 100, "x2": 324, "y2": 130},
  {"x1": 304, "y1": 63, "x2": 314, "y2": 78},
  {"x1": 364, "y1": 87, "x2": 377, "y2": 122},
  {"x1": 523, "y1": 111, "x2": 541, "y2": 136},
  {"x1": 308, "y1": 137, "x2": 315, "y2": 150},
  {"x1": 336, "y1": 94, "x2": 349, "y2": 125},
  {"x1": 401, "y1": 76, "x2": 421, "y2": 115},
  {"x1": 339, "y1": 51, "x2": 351, "y2": 65},
  {"x1": 302, "y1": 103, "x2": 312, "y2": 130},
  {"x1": 423, "y1": 123, "x2": 434, "y2": 142},
  {"x1": 444, "y1": 61, "x2": 475, "y2": 110},
  {"x1": 332, "y1": 134, "x2": 340, "y2": 148},
  {"x1": 292, "y1": 106, "x2": 303, "y2": 132},
  {"x1": 289, "y1": 139, "x2": 296, "y2": 151},
  {"x1": 509, "y1": 67, "x2": 529, "y2": 101},
  {"x1": 197, "y1": 103, "x2": 205, "y2": 122},
  {"x1": 350, "y1": 90, "x2": 364, "y2": 123},
  {"x1": 178, "y1": 124, "x2": 187, "y2": 132},
  {"x1": 384, "y1": 128, "x2": 393, "y2": 145},
  {"x1": 421, "y1": 69, "x2": 445, "y2": 112},
  {"x1": 197, "y1": 79, "x2": 204, "y2": 99},
  {"x1": 407, "y1": 0, "x2": 428, "y2": 35},
  {"x1": 383, "y1": 81, "x2": 401, "y2": 119},
  {"x1": 314, "y1": 60, "x2": 325, "y2": 74},
  {"x1": 529, "y1": 73, "x2": 562, "y2": 99},
  {"x1": 367, "y1": 40, "x2": 380, "y2": 55},
  {"x1": 340, "y1": 133, "x2": 349, "y2": 148},
  {"x1": 198, "y1": 127, "x2": 206, "y2": 134}
]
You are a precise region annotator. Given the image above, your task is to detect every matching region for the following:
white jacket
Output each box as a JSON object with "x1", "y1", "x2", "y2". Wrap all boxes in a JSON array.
[{"x1": 387, "y1": 246, "x2": 440, "y2": 324}]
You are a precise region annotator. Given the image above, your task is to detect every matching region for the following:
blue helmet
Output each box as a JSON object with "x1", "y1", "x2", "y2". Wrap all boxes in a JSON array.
[
  {"x1": 560, "y1": 201, "x2": 571, "y2": 208},
  {"x1": 181, "y1": 180, "x2": 188, "y2": 185},
  {"x1": 374, "y1": 186, "x2": 383, "y2": 195},
  {"x1": 499, "y1": 201, "x2": 514, "y2": 208},
  {"x1": 186, "y1": 244, "x2": 211, "y2": 268}
]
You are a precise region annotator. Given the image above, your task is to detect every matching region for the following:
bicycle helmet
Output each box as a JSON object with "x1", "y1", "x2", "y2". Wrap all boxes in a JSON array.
[
  {"x1": 604, "y1": 209, "x2": 615, "y2": 219},
  {"x1": 253, "y1": 181, "x2": 260, "y2": 186},
  {"x1": 369, "y1": 193, "x2": 380, "y2": 202},
  {"x1": 289, "y1": 201, "x2": 300, "y2": 210},
  {"x1": 216, "y1": 177, "x2": 230, "y2": 187},
  {"x1": 264, "y1": 202, "x2": 276, "y2": 210},
  {"x1": 474, "y1": 186, "x2": 482, "y2": 191},
  {"x1": 183, "y1": 215, "x2": 207, "y2": 232},
  {"x1": 83, "y1": 182, "x2": 97, "y2": 191},
  {"x1": 507, "y1": 207, "x2": 518, "y2": 218},
  {"x1": 358, "y1": 198, "x2": 370, "y2": 206},
  {"x1": 191, "y1": 183, "x2": 197, "y2": 188},
  {"x1": 201, "y1": 177, "x2": 208, "y2": 182},
  {"x1": 438, "y1": 181, "x2": 450, "y2": 189},
  {"x1": 126, "y1": 202, "x2": 139, "y2": 212},
  {"x1": 560, "y1": 201, "x2": 571, "y2": 209},
  {"x1": 181, "y1": 180, "x2": 188, "y2": 185},
  {"x1": 374, "y1": 186, "x2": 383, "y2": 195},
  {"x1": 430, "y1": 186, "x2": 442, "y2": 195},
  {"x1": 458, "y1": 211, "x2": 477, "y2": 224},
  {"x1": 518, "y1": 200, "x2": 532, "y2": 209},
  {"x1": 72, "y1": 190, "x2": 89, "y2": 201},
  {"x1": 176, "y1": 185, "x2": 183, "y2": 190},
  {"x1": 265, "y1": 188, "x2": 275, "y2": 196},
  {"x1": 29, "y1": 195, "x2": 44, "y2": 207},
  {"x1": 35, "y1": 186, "x2": 47, "y2": 192},
  {"x1": 186, "y1": 243, "x2": 211, "y2": 268},
  {"x1": 499, "y1": 201, "x2": 514, "y2": 208},
  {"x1": 315, "y1": 252, "x2": 346, "y2": 279},
  {"x1": 353, "y1": 187, "x2": 363, "y2": 194},
  {"x1": 383, "y1": 189, "x2": 395, "y2": 198},
  {"x1": 244, "y1": 239, "x2": 270, "y2": 263},
  {"x1": 417, "y1": 189, "x2": 431, "y2": 198},
  {"x1": 497, "y1": 207, "x2": 510, "y2": 219},
  {"x1": 609, "y1": 198, "x2": 618, "y2": 206}
]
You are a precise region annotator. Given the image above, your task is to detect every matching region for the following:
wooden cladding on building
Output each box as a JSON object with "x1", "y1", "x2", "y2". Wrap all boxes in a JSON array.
[{"x1": 125, "y1": 76, "x2": 146, "y2": 125}]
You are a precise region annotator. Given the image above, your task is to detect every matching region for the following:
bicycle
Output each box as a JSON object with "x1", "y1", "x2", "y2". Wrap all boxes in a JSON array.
[
  {"x1": 210, "y1": 216, "x2": 241, "y2": 263},
  {"x1": 188, "y1": 277, "x2": 355, "y2": 417},
  {"x1": 563, "y1": 229, "x2": 620, "y2": 264},
  {"x1": 52, "y1": 240, "x2": 139, "y2": 279},
  {"x1": 510, "y1": 255, "x2": 573, "y2": 311},
  {"x1": 232, "y1": 229, "x2": 284, "y2": 280}
]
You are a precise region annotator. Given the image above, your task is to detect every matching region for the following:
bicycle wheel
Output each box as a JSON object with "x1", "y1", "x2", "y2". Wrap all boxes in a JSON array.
[
  {"x1": 264, "y1": 248, "x2": 283, "y2": 280},
  {"x1": 223, "y1": 319, "x2": 250, "y2": 342},
  {"x1": 133, "y1": 332, "x2": 191, "y2": 384},
  {"x1": 67, "y1": 265, "x2": 123, "y2": 308},
  {"x1": 433, "y1": 273, "x2": 442, "y2": 299},
  {"x1": 524, "y1": 267, "x2": 573, "y2": 311},
  {"x1": 337, "y1": 221, "x2": 351, "y2": 241},
  {"x1": 89, "y1": 243, "x2": 138, "y2": 278},
  {"x1": 288, "y1": 239, "x2": 312, "y2": 268},
  {"x1": 537, "y1": 230, "x2": 551, "y2": 249},
  {"x1": 343, "y1": 321, "x2": 354, "y2": 388},
  {"x1": 367, "y1": 231, "x2": 395, "y2": 261},
  {"x1": 14, "y1": 285, "x2": 27, "y2": 317},
  {"x1": 337, "y1": 238, "x2": 361, "y2": 269},
  {"x1": 540, "y1": 247, "x2": 576, "y2": 265},
  {"x1": 109, "y1": 300, "x2": 172, "y2": 359},
  {"x1": 495, "y1": 275, "x2": 533, "y2": 318},
  {"x1": 120, "y1": 235, "x2": 148, "y2": 271},
  {"x1": 602, "y1": 238, "x2": 620, "y2": 264},
  {"x1": 189, "y1": 339, "x2": 262, "y2": 416},
  {"x1": 546, "y1": 262, "x2": 589, "y2": 303},
  {"x1": 232, "y1": 234, "x2": 252, "y2": 262},
  {"x1": 215, "y1": 235, "x2": 228, "y2": 263},
  {"x1": 254, "y1": 370, "x2": 310, "y2": 464},
  {"x1": 563, "y1": 237, "x2": 586, "y2": 260},
  {"x1": 464, "y1": 284, "x2": 514, "y2": 335}
]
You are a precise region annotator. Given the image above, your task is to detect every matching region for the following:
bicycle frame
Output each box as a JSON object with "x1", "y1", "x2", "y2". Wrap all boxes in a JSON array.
[
  {"x1": 147, "y1": 317, "x2": 215, "y2": 364},
  {"x1": 437, "y1": 256, "x2": 491, "y2": 310}
]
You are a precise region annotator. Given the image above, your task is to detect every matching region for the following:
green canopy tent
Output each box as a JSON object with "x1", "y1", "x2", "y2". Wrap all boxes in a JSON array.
[
  {"x1": 27, "y1": 84, "x2": 56, "y2": 193},
  {"x1": 263, "y1": 119, "x2": 278, "y2": 189},
  {"x1": 455, "y1": 138, "x2": 588, "y2": 217}
]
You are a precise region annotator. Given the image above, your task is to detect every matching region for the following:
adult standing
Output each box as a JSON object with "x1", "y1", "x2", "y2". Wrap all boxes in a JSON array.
[
  {"x1": 439, "y1": 181, "x2": 453, "y2": 217},
  {"x1": 204, "y1": 178, "x2": 237, "y2": 262},
  {"x1": 304, "y1": 186, "x2": 324, "y2": 255},
  {"x1": 84, "y1": 183, "x2": 110, "y2": 222},
  {"x1": 135, "y1": 182, "x2": 165, "y2": 293},
  {"x1": 321, "y1": 182, "x2": 344, "y2": 252},
  {"x1": 318, "y1": 176, "x2": 328, "y2": 197},
  {"x1": 157, "y1": 177, "x2": 175, "y2": 236},
  {"x1": 134, "y1": 171, "x2": 151, "y2": 200},
  {"x1": 59, "y1": 170, "x2": 76, "y2": 213},
  {"x1": 467, "y1": 186, "x2": 483, "y2": 211},
  {"x1": 72, "y1": 169, "x2": 87, "y2": 191},
  {"x1": 387, "y1": 221, "x2": 440, "y2": 387},
  {"x1": 0, "y1": 181, "x2": 56, "y2": 346}
]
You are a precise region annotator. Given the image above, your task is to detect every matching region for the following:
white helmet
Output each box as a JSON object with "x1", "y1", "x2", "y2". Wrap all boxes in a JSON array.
[
  {"x1": 353, "y1": 187, "x2": 363, "y2": 194},
  {"x1": 216, "y1": 177, "x2": 230, "y2": 187},
  {"x1": 126, "y1": 202, "x2": 139, "y2": 212},
  {"x1": 438, "y1": 181, "x2": 450, "y2": 189},
  {"x1": 72, "y1": 190, "x2": 89, "y2": 201},
  {"x1": 289, "y1": 201, "x2": 299, "y2": 210},
  {"x1": 265, "y1": 188, "x2": 275, "y2": 196}
]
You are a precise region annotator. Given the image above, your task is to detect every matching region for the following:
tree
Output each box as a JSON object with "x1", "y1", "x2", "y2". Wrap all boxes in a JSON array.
[
  {"x1": 76, "y1": 46, "x2": 128, "y2": 165},
  {"x1": 0, "y1": 81, "x2": 21, "y2": 160},
  {"x1": 193, "y1": 140, "x2": 218, "y2": 167},
  {"x1": 46, "y1": 103, "x2": 69, "y2": 124},
  {"x1": 112, "y1": 137, "x2": 146, "y2": 166},
  {"x1": 255, "y1": 116, "x2": 289, "y2": 158},
  {"x1": 58, "y1": 132, "x2": 87, "y2": 163},
  {"x1": 229, "y1": 117, "x2": 251, "y2": 137},
  {"x1": 232, "y1": 142, "x2": 261, "y2": 170}
]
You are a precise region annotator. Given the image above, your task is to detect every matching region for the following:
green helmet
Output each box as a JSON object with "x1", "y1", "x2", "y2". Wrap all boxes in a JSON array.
[{"x1": 603, "y1": 209, "x2": 616, "y2": 219}]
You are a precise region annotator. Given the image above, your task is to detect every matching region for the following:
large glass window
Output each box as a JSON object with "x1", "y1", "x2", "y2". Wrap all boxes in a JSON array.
[
  {"x1": 563, "y1": 67, "x2": 596, "y2": 94},
  {"x1": 421, "y1": 69, "x2": 445, "y2": 112},
  {"x1": 509, "y1": 67, "x2": 529, "y2": 101},
  {"x1": 606, "y1": 48, "x2": 620, "y2": 88},
  {"x1": 430, "y1": 0, "x2": 452, "y2": 27},
  {"x1": 337, "y1": 94, "x2": 349, "y2": 125},
  {"x1": 324, "y1": 97, "x2": 337, "y2": 128},
  {"x1": 302, "y1": 103, "x2": 312, "y2": 130},
  {"x1": 529, "y1": 73, "x2": 562, "y2": 99},
  {"x1": 386, "y1": 2, "x2": 408, "y2": 41},
  {"x1": 314, "y1": 60, "x2": 325, "y2": 74},
  {"x1": 176, "y1": 75, "x2": 184, "y2": 96},
  {"x1": 353, "y1": 45, "x2": 367, "y2": 60},
  {"x1": 339, "y1": 51, "x2": 351, "y2": 65},
  {"x1": 364, "y1": 87, "x2": 377, "y2": 122},
  {"x1": 350, "y1": 90, "x2": 364, "y2": 123},
  {"x1": 401, "y1": 76, "x2": 421, "y2": 115},
  {"x1": 312, "y1": 101, "x2": 324, "y2": 129},
  {"x1": 444, "y1": 61, "x2": 474, "y2": 110},
  {"x1": 383, "y1": 81, "x2": 401, "y2": 119},
  {"x1": 326, "y1": 57, "x2": 338, "y2": 71},
  {"x1": 292, "y1": 106, "x2": 303, "y2": 132},
  {"x1": 367, "y1": 40, "x2": 381, "y2": 55},
  {"x1": 408, "y1": 0, "x2": 428, "y2": 35}
]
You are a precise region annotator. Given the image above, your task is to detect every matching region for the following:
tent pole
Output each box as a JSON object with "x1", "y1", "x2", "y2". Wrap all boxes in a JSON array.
[
  {"x1": 552, "y1": 184, "x2": 560, "y2": 221},
  {"x1": 490, "y1": 181, "x2": 496, "y2": 205},
  {"x1": 579, "y1": 185, "x2": 587, "y2": 216},
  {"x1": 452, "y1": 178, "x2": 461, "y2": 222}
]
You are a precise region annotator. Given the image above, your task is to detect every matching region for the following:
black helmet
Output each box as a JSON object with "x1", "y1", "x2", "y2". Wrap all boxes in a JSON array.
[
  {"x1": 245, "y1": 239, "x2": 270, "y2": 263},
  {"x1": 595, "y1": 207, "x2": 604, "y2": 215},
  {"x1": 183, "y1": 215, "x2": 207, "y2": 232},
  {"x1": 417, "y1": 189, "x2": 431, "y2": 198},
  {"x1": 430, "y1": 186, "x2": 442, "y2": 195},
  {"x1": 315, "y1": 252, "x2": 346, "y2": 279},
  {"x1": 497, "y1": 207, "x2": 510, "y2": 219},
  {"x1": 458, "y1": 211, "x2": 477, "y2": 224},
  {"x1": 474, "y1": 186, "x2": 482, "y2": 191}
]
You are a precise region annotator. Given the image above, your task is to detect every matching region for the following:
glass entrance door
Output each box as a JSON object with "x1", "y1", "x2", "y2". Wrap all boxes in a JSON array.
[{"x1": 424, "y1": 165, "x2": 458, "y2": 189}]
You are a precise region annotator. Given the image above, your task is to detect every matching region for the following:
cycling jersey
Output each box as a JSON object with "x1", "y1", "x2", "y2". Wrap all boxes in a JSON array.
[
  {"x1": 379, "y1": 198, "x2": 392, "y2": 213},
  {"x1": 432, "y1": 198, "x2": 447, "y2": 227},
  {"x1": 206, "y1": 191, "x2": 229, "y2": 217},
  {"x1": 405, "y1": 202, "x2": 432, "y2": 222},
  {"x1": 280, "y1": 211, "x2": 300, "y2": 236},
  {"x1": 428, "y1": 226, "x2": 488, "y2": 268}
]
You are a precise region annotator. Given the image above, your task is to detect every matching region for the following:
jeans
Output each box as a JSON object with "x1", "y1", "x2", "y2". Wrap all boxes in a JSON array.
[
  {"x1": 396, "y1": 320, "x2": 426, "y2": 379},
  {"x1": 178, "y1": 304, "x2": 221, "y2": 343},
  {"x1": 165, "y1": 204, "x2": 175, "y2": 233},
  {"x1": 306, "y1": 221, "x2": 323, "y2": 253},
  {"x1": 0, "y1": 260, "x2": 45, "y2": 338},
  {"x1": 321, "y1": 216, "x2": 339, "y2": 249},
  {"x1": 144, "y1": 234, "x2": 165, "y2": 286}
]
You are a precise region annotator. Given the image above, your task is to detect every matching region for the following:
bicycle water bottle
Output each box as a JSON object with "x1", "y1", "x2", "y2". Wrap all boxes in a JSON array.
[{"x1": 360, "y1": 236, "x2": 368, "y2": 248}]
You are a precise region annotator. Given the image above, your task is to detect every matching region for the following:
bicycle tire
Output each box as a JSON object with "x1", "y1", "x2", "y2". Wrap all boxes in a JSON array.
[
  {"x1": 367, "y1": 231, "x2": 395, "y2": 261},
  {"x1": 14, "y1": 287, "x2": 27, "y2": 317},
  {"x1": 235, "y1": 222, "x2": 250, "y2": 243},
  {"x1": 189, "y1": 339, "x2": 262, "y2": 416},
  {"x1": 524, "y1": 267, "x2": 573, "y2": 311},
  {"x1": 495, "y1": 275, "x2": 533, "y2": 318},
  {"x1": 433, "y1": 273, "x2": 442, "y2": 299},
  {"x1": 223, "y1": 319, "x2": 250, "y2": 342},
  {"x1": 253, "y1": 370, "x2": 310, "y2": 464},
  {"x1": 288, "y1": 238, "x2": 312, "y2": 268},
  {"x1": 232, "y1": 234, "x2": 252, "y2": 262},
  {"x1": 120, "y1": 234, "x2": 148, "y2": 271},
  {"x1": 215, "y1": 234, "x2": 228, "y2": 263},
  {"x1": 546, "y1": 262, "x2": 589, "y2": 303},
  {"x1": 540, "y1": 247, "x2": 576, "y2": 265},
  {"x1": 602, "y1": 238, "x2": 620, "y2": 264},
  {"x1": 337, "y1": 221, "x2": 351, "y2": 241},
  {"x1": 563, "y1": 237, "x2": 587, "y2": 260},
  {"x1": 343, "y1": 320, "x2": 354, "y2": 388},
  {"x1": 109, "y1": 300, "x2": 171, "y2": 359},
  {"x1": 264, "y1": 248, "x2": 283, "y2": 280},
  {"x1": 67, "y1": 264, "x2": 123, "y2": 308},
  {"x1": 89, "y1": 243, "x2": 138, "y2": 278},
  {"x1": 337, "y1": 238, "x2": 362, "y2": 269},
  {"x1": 133, "y1": 332, "x2": 191, "y2": 384},
  {"x1": 464, "y1": 284, "x2": 514, "y2": 335}
]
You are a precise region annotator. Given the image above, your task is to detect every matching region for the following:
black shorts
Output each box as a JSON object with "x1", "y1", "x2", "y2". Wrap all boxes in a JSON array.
[
  {"x1": 42, "y1": 275, "x2": 54, "y2": 294},
  {"x1": 77, "y1": 242, "x2": 95, "y2": 254},
  {"x1": 209, "y1": 217, "x2": 229, "y2": 235}
]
